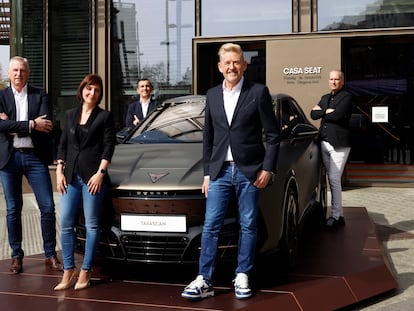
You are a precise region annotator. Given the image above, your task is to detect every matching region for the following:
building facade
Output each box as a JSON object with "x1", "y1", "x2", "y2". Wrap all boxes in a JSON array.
[{"x1": 7, "y1": 0, "x2": 414, "y2": 181}]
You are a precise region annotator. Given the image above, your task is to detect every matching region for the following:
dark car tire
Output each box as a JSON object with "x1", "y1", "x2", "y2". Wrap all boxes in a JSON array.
[{"x1": 280, "y1": 186, "x2": 299, "y2": 270}]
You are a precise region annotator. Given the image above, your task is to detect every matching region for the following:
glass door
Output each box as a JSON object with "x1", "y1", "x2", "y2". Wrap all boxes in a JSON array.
[{"x1": 344, "y1": 36, "x2": 414, "y2": 165}]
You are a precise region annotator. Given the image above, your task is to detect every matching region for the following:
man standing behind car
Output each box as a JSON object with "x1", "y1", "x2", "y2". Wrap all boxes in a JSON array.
[
  {"x1": 0, "y1": 56, "x2": 61, "y2": 274},
  {"x1": 117, "y1": 78, "x2": 160, "y2": 141},
  {"x1": 125, "y1": 78, "x2": 159, "y2": 128},
  {"x1": 311, "y1": 69, "x2": 353, "y2": 230},
  {"x1": 181, "y1": 43, "x2": 280, "y2": 300}
]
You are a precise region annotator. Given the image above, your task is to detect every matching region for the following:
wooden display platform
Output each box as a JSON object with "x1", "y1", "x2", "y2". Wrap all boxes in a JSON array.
[{"x1": 0, "y1": 207, "x2": 397, "y2": 310}]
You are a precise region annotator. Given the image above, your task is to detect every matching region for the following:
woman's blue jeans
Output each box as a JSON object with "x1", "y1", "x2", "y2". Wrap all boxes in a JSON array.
[
  {"x1": 199, "y1": 162, "x2": 260, "y2": 281},
  {"x1": 59, "y1": 174, "x2": 106, "y2": 271}
]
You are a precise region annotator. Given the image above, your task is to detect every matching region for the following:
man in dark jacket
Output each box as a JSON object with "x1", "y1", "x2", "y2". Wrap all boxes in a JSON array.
[
  {"x1": 116, "y1": 78, "x2": 160, "y2": 141},
  {"x1": 0, "y1": 56, "x2": 61, "y2": 274},
  {"x1": 311, "y1": 69, "x2": 353, "y2": 230},
  {"x1": 181, "y1": 43, "x2": 280, "y2": 300},
  {"x1": 125, "y1": 78, "x2": 159, "y2": 128}
]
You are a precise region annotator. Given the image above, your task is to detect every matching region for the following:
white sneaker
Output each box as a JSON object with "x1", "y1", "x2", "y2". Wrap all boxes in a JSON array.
[
  {"x1": 233, "y1": 273, "x2": 252, "y2": 299},
  {"x1": 181, "y1": 275, "x2": 214, "y2": 300}
]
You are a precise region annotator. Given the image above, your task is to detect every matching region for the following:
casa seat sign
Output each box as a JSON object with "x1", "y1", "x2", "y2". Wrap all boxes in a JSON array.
[{"x1": 283, "y1": 67, "x2": 322, "y2": 75}]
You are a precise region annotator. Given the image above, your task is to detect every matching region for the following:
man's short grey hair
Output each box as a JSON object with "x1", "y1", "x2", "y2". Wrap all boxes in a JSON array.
[{"x1": 9, "y1": 56, "x2": 30, "y2": 72}]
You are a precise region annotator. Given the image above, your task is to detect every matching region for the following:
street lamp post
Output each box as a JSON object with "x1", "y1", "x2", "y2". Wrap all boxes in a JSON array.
[{"x1": 161, "y1": 0, "x2": 192, "y2": 85}]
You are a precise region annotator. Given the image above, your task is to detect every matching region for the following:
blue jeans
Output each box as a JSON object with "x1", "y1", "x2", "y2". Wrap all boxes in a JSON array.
[
  {"x1": 0, "y1": 150, "x2": 56, "y2": 259},
  {"x1": 60, "y1": 174, "x2": 106, "y2": 271},
  {"x1": 199, "y1": 162, "x2": 260, "y2": 281}
]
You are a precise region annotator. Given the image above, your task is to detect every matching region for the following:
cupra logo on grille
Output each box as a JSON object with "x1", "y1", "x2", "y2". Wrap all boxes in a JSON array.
[{"x1": 148, "y1": 172, "x2": 170, "y2": 183}]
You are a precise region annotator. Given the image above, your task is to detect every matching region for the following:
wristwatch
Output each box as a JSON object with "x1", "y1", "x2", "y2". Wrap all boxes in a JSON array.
[{"x1": 100, "y1": 169, "x2": 107, "y2": 175}]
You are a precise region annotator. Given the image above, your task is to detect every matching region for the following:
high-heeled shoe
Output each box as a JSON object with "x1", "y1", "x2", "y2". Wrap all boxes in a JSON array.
[
  {"x1": 74, "y1": 269, "x2": 91, "y2": 290},
  {"x1": 54, "y1": 269, "x2": 79, "y2": 291}
]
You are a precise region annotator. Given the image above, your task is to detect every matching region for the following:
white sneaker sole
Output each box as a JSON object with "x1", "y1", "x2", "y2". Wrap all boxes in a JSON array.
[
  {"x1": 181, "y1": 290, "x2": 214, "y2": 300},
  {"x1": 235, "y1": 292, "x2": 252, "y2": 299}
]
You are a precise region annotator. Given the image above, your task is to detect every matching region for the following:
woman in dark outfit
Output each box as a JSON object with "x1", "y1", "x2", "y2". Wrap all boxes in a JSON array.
[{"x1": 54, "y1": 74, "x2": 116, "y2": 290}]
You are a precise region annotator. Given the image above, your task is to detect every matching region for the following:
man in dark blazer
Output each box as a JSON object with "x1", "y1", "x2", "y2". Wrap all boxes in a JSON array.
[
  {"x1": 311, "y1": 69, "x2": 353, "y2": 230},
  {"x1": 125, "y1": 78, "x2": 160, "y2": 128},
  {"x1": 182, "y1": 43, "x2": 280, "y2": 300},
  {"x1": 0, "y1": 56, "x2": 61, "y2": 274}
]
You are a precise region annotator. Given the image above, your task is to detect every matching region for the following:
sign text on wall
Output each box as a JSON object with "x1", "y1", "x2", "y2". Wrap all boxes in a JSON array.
[{"x1": 283, "y1": 66, "x2": 323, "y2": 85}]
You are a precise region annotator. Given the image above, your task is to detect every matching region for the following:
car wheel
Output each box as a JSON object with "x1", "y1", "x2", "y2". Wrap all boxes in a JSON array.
[{"x1": 281, "y1": 186, "x2": 299, "y2": 270}]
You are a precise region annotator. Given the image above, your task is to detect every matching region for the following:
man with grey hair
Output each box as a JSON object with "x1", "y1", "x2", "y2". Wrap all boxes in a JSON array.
[
  {"x1": 181, "y1": 43, "x2": 280, "y2": 300},
  {"x1": 0, "y1": 56, "x2": 62, "y2": 274}
]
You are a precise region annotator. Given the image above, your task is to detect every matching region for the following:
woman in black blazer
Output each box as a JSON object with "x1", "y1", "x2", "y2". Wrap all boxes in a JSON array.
[{"x1": 54, "y1": 74, "x2": 116, "y2": 291}]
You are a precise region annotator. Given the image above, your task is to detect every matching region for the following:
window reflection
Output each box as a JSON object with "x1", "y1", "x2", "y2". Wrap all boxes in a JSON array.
[
  {"x1": 318, "y1": 0, "x2": 414, "y2": 31},
  {"x1": 23, "y1": 1, "x2": 45, "y2": 87},
  {"x1": 201, "y1": 0, "x2": 291, "y2": 36},
  {"x1": 111, "y1": 0, "x2": 194, "y2": 130}
]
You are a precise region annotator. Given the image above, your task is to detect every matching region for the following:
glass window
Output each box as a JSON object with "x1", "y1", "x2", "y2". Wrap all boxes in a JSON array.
[
  {"x1": 49, "y1": 1, "x2": 91, "y2": 96},
  {"x1": 129, "y1": 96, "x2": 205, "y2": 143},
  {"x1": 22, "y1": 1, "x2": 45, "y2": 86},
  {"x1": 318, "y1": 0, "x2": 414, "y2": 31},
  {"x1": 48, "y1": 0, "x2": 91, "y2": 156},
  {"x1": 111, "y1": 0, "x2": 195, "y2": 131},
  {"x1": 201, "y1": 0, "x2": 291, "y2": 36}
]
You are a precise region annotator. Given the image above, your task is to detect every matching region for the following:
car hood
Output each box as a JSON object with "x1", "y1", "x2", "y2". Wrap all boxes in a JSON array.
[{"x1": 108, "y1": 143, "x2": 203, "y2": 191}]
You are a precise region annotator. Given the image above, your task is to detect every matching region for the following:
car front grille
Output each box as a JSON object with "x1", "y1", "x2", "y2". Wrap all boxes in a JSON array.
[
  {"x1": 76, "y1": 222, "x2": 240, "y2": 264},
  {"x1": 111, "y1": 190, "x2": 207, "y2": 227},
  {"x1": 120, "y1": 234, "x2": 197, "y2": 262},
  {"x1": 75, "y1": 189, "x2": 241, "y2": 263},
  {"x1": 119, "y1": 222, "x2": 239, "y2": 263}
]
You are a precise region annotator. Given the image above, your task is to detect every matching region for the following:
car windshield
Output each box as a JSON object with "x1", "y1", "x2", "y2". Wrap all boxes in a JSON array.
[{"x1": 127, "y1": 99, "x2": 205, "y2": 144}]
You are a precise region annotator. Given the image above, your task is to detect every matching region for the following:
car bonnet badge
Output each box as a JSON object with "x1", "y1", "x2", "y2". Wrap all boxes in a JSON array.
[{"x1": 148, "y1": 172, "x2": 170, "y2": 183}]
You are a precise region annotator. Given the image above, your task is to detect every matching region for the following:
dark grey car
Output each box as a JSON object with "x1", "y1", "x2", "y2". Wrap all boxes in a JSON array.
[{"x1": 76, "y1": 94, "x2": 327, "y2": 268}]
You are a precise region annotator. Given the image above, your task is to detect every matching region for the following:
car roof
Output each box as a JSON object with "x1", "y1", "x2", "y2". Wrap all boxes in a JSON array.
[{"x1": 162, "y1": 95, "x2": 206, "y2": 105}]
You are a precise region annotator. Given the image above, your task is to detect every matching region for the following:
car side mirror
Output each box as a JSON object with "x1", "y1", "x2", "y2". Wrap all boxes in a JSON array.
[{"x1": 288, "y1": 124, "x2": 319, "y2": 144}]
